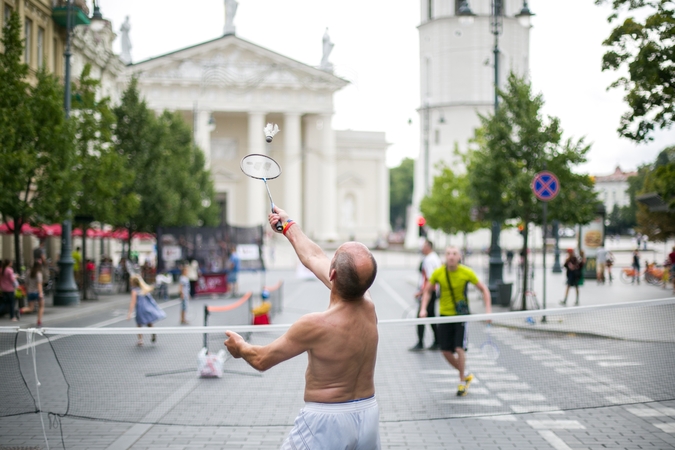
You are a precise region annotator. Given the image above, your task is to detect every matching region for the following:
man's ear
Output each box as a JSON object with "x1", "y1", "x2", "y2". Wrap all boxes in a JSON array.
[{"x1": 329, "y1": 268, "x2": 336, "y2": 282}]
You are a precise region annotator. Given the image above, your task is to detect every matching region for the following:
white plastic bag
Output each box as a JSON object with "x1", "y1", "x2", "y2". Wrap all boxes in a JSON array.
[{"x1": 197, "y1": 347, "x2": 226, "y2": 378}]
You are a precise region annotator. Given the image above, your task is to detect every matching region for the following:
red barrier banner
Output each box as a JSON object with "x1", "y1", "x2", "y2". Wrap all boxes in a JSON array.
[{"x1": 195, "y1": 274, "x2": 228, "y2": 295}]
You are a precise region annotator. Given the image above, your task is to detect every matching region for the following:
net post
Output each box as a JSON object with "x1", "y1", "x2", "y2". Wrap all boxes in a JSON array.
[{"x1": 203, "y1": 305, "x2": 209, "y2": 353}]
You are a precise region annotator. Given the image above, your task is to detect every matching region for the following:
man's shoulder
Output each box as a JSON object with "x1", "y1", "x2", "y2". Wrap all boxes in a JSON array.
[{"x1": 456, "y1": 264, "x2": 478, "y2": 278}]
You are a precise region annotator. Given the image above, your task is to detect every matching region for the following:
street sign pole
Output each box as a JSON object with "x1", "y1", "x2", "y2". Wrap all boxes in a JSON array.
[
  {"x1": 542, "y1": 200, "x2": 547, "y2": 322},
  {"x1": 532, "y1": 170, "x2": 560, "y2": 322}
]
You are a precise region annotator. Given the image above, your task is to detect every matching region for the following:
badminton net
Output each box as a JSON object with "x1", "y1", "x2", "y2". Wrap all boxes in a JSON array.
[{"x1": 1, "y1": 298, "x2": 674, "y2": 428}]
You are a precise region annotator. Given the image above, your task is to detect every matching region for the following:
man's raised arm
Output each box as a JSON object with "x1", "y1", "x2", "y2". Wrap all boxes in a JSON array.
[{"x1": 269, "y1": 206, "x2": 331, "y2": 289}]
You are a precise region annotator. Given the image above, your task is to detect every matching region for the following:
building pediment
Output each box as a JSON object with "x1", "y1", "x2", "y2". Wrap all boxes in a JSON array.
[
  {"x1": 125, "y1": 35, "x2": 348, "y2": 92},
  {"x1": 337, "y1": 172, "x2": 365, "y2": 187}
]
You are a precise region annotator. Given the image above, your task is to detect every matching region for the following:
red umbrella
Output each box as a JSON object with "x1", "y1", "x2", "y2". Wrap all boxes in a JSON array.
[
  {"x1": 72, "y1": 228, "x2": 108, "y2": 238},
  {"x1": 37, "y1": 223, "x2": 62, "y2": 237},
  {"x1": 0, "y1": 221, "x2": 42, "y2": 236},
  {"x1": 109, "y1": 229, "x2": 155, "y2": 241}
]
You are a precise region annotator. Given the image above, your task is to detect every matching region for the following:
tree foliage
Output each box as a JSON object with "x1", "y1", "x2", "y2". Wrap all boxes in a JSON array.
[
  {"x1": 634, "y1": 146, "x2": 675, "y2": 240},
  {"x1": 595, "y1": 0, "x2": 675, "y2": 142},
  {"x1": 71, "y1": 64, "x2": 138, "y2": 225},
  {"x1": 467, "y1": 74, "x2": 601, "y2": 309},
  {"x1": 420, "y1": 165, "x2": 484, "y2": 235},
  {"x1": 0, "y1": 12, "x2": 76, "y2": 269},
  {"x1": 389, "y1": 157, "x2": 414, "y2": 230},
  {"x1": 113, "y1": 79, "x2": 218, "y2": 249},
  {"x1": 468, "y1": 74, "x2": 601, "y2": 227}
]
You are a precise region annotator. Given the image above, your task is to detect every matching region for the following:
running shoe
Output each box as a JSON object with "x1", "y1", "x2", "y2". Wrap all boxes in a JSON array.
[
  {"x1": 464, "y1": 373, "x2": 474, "y2": 389},
  {"x1": 408, "y1": 342, "x2": 424, "y2": 352},
  {"x1": 457, "y1": 384, "x2": 467, "y2": 396},
  {"x1": 427, "y1": 342, "x2": 440, "y2": 351}
]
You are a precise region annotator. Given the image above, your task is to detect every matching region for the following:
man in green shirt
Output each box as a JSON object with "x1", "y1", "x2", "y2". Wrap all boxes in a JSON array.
[{"x1": 420, "y1": 246, "x2": 491, "y2": 396}]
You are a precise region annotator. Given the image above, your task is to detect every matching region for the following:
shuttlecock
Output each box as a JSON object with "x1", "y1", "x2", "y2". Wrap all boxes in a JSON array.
[{"x1": 264, "y1": 123, "x2": 280, "y2": 143}]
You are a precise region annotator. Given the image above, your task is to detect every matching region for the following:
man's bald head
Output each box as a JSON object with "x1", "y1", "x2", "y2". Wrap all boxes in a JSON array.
[{"x1": 330, "y1": 242, "x2": 378, "y2": 300}]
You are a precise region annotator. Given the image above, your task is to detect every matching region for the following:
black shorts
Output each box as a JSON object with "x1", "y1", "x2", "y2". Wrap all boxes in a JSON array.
[{"x1": 437, "y1": 320, "x2": 467, "y2": 352}]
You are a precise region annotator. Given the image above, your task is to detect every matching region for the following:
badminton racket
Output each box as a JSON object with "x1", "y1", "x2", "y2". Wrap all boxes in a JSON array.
[
  {"x1": 480, "y1": 324, "x2": 500, "y2": 360},
  {"x1": 240, "y1": 154, "x2": 283, "y2": 232}
]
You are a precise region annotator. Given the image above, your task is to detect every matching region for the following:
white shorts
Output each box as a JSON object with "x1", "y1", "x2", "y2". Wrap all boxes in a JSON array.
[{"x1": 280, "y1": 396, "x2": 380, "y2": 450}]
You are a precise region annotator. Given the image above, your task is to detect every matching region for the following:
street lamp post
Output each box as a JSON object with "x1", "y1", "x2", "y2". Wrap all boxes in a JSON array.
[
  {"x1": 487, "y1": 0, "x2": 504, "y2": 302},
  {"x1": 53, "y1": 0, "x2": 79, "y2": 306},
  {"x1": 458, "y1": 1, "x2": 534, "y2": 303}
]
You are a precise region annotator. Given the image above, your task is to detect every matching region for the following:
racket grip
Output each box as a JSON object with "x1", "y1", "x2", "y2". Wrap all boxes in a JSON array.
[{"x1": 275, "y1": 221, "x2": 283, "y2": 232}]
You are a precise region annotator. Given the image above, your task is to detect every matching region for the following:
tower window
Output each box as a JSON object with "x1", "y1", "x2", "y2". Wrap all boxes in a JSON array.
[
  {"x1": 434, "y1": 129, "x2": 440, "y2": 145},
  {"x1": 428, "y1": 0, "x2": 433, "y2": 20}
]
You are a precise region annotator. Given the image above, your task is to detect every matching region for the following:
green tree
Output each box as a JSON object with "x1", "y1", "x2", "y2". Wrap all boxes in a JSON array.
[
  {"x1": 113, "y1": 79, "x2": 218, "y2": 262},
  {"x1": 635, "y1": 146, "x2": 675, "y2": 240},
  {"x1": 0, "y1": 12, "x2": 76, "y2": 270},
  {"x1": 389, "y1": 157, "x2": 414, "y2": 230},
  {"x1": 420, "y1": 165, "x2": 485, "y2": 250},
  {"x1": 467, "y1": 74, "x2": 601, "y2": 309},
  {"x1": 595, "y1": 0, "x2": 675, "y2": 142},
  {"x1": 71, "y1": 64, "x2": 138, "y2": 227}
]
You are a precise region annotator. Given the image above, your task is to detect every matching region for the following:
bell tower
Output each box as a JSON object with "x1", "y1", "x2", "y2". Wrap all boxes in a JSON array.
[{"x1": 405, "y1": 0, "x2": 533, "y2": 248}]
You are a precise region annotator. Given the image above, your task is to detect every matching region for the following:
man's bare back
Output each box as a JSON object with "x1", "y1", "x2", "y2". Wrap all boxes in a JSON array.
[
  {"x1": 224, "y1": 207, "x2": 379, "y2": 403},
  {"x1": 301, "y1": 297, "x2": 378, "y2": 402}
]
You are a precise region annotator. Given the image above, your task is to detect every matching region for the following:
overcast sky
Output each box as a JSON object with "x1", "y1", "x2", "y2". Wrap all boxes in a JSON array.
[{"x1": 96, "y1": 0, "x2": 672, "y2": 175}]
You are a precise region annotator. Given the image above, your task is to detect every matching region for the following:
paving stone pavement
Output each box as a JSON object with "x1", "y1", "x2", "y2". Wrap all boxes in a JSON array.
[{"x1": 1, "y1": 245, "x2": 674, "y2": 449}]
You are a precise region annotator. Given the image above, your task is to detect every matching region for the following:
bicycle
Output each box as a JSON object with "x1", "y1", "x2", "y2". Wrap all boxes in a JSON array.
[{"x1": 620, "y1": 266, "x2": 664, "y2": 286}]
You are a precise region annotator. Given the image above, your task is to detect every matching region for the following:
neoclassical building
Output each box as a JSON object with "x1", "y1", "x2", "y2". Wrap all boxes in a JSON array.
[{"x1": 123, "y1": 29, "x2": 390, "y2": 244}]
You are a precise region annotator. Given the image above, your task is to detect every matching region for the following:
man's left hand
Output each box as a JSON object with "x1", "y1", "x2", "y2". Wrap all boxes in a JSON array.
[{"x1": 224, "y1": 330, "x2": 243, "y2": 358}]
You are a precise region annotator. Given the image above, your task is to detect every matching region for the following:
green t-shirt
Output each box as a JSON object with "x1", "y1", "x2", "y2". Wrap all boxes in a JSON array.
[{"x1": 428, "y1": 264, "x2": 479, "y2": 316}]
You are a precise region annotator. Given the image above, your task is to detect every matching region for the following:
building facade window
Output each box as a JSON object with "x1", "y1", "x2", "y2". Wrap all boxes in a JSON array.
[
  {"x1": 24, "y1": 18, "x2": 32, "y2": 66},
  {"x1": 37, "y1": 26, "x2": 44, "y2": 68},
  {"x1": 3, "y1": 5, "x2": 11, "y2": 27},
  {"x1": 52, "y1": 37, "x2": 58, "y2": 73},
  {"x1": 428, "y1": 0, "x2": 433, "y2": 20},
  {"x1": 434, "y1": 129, "x2": 440, "y2": 145}
]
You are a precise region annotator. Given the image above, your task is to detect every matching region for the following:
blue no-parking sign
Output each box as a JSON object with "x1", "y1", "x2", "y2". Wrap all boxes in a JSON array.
[{"x1": 531, "y1": 171, "x2": 560, "y2": 202}]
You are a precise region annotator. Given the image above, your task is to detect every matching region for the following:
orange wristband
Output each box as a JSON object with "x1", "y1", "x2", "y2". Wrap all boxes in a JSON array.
[{"x1": 282, "y1": 220, "x2": 295, "y2": 236}]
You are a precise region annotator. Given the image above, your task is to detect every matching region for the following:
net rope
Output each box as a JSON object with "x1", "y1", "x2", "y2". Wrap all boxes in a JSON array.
[{"x1": 1, "y1": 298, "x2": 674, "y2": 428}]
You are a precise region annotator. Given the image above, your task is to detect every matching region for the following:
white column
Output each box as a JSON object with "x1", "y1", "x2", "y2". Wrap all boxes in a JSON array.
[
  {"x1": 320, "y1": 113, "x2": 338, "y2": 241},
  {"x1": 283, "y1": 112, "x2": 302, "y2": 220},
  {"x1": 195, "y1": 109, "x2": 213, "y2": 168},
  {"x1": 247, "y1": 111, "x2": 266, "y2": 227},
  {"x1": 379, "y1": 152, "x2": 390, "y2": 236}
]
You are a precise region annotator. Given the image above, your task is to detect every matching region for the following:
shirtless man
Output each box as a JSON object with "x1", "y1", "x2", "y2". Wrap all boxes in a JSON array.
[{"x1": 224, "y1": 206, "x2": 380, "y2": 449}]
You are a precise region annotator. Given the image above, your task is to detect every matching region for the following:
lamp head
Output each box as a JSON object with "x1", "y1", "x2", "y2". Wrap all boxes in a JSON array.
[
  {"x1": 516, "y1": 1, "x2": 534, "y2": 27},
  {"x1": 457, "y1": 0, "x2": 476, "y2": 26}
]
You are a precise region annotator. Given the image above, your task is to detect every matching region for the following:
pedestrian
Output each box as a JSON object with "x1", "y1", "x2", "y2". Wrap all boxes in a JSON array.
[
  {"x1": 226, "y1": 247, "x2": 240, "y2": 297},
  {"x1": 632, "y1": 249, "x2": 641, "y2": 284},
  {"x1": 33, "y1": 240, "x2": 46, "y2": 266},
  {"x1": 127, "y1": 275, "x2": 166, "y2": 346},
  {"x1": 419, "y1": 246, "x2": 492, "y2": 396},
  {"x1": 668, "y1": 246, "x2": 675, "y2": 293},
  {"x1": 596, "y1": 245, "x2": 608, "y2": 284},
  {"x1": 560, "y1": 249, "x2": 580, "y2": 306},
  {"x1": 606, "y1": 250, "x2": 615, "y2": 284},
  {"x1": 1, "y1": 260, "x2": 19, "y2": 322},
  {"x1": 577, "y1": 250, "x2": 586, "y2": 287},
  {"x1": 20, "y1": 262, "x2": 44, "y2": 326},
  {"x1": 506, "y1": 249, "x2": 514, "y2": 273},
  {"x1": 187, "y1": 258, "x2": 199, "y2": 298},
  {"x1": 225, "y1": 206, "x2": 380, "y2": 449},
  {"x1": 409, "y1": 239, "x2": 442, "y2": 351},
  {"x1": 72, "y1": 246, "x2": 82, "y2": 274},
  {"x1": 179, "y1": 265, "x2": 191, "y2": 325}
]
